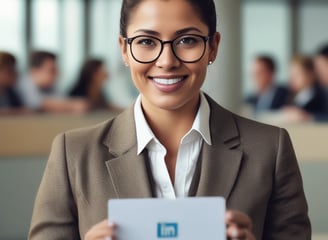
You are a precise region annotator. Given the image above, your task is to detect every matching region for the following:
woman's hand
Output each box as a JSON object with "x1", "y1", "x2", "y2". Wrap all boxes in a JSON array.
[
  {"x1": 226, "y1": 210, "x2": 255, "y2": 240},
  {"x1": 84, "y1": 219, "x2": 115, "y2": 240}
]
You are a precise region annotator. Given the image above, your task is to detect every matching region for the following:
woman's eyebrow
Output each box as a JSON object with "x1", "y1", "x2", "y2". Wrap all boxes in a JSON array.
[
  {"x1": 133, "y1": 27, "x2": 204, "y2": 36},
  {"x1": 133, "y1": 29, "x2": 160, "y2": 36},
  {"x1": 175, "y1": 27, "x2": 203, "y2": 35}
]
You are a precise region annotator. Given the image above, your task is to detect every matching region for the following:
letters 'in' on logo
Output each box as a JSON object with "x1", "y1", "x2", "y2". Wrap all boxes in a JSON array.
[{"x1": 157, "y1": 223, "x2": 178, "y2": 238}]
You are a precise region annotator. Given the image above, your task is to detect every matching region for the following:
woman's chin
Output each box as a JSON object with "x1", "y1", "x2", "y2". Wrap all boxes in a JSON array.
[{"x1": 143, "y1": 93, "x2": 198, "y2": 112}]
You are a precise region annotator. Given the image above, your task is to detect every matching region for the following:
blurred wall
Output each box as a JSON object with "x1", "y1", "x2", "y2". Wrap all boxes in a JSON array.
[
  {"x1": 202, "y1": 0, "x2": 242, "y2": 113},
  {"x1": 299, "y1": 2, "x2": 328, "y2": 53}
]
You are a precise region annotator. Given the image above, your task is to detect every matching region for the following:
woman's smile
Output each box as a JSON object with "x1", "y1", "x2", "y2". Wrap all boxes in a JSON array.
[{"x1": 149, "y1": 75, "x2": 188, "y2": 93}]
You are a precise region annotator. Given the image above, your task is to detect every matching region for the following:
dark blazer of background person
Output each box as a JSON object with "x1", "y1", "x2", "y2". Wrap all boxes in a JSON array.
[
  {"x1": 314, "y1": 89, "x2": 328, "y2": 121},
  {"x1": 29, "y1": 95, "x2": 311, "y2": 240},
  {"x1": 300, "y1": 85, "x2": 328, "y2": 115},
  {"x1": 0, "y1": 51, "x2": 23, "y2": 109},
  {"x1": 246, "y1": 85, "x2": 289, "y2": 111},
  {"x1": 0, "y1": 87, "x2": 22, "y2": 108}
]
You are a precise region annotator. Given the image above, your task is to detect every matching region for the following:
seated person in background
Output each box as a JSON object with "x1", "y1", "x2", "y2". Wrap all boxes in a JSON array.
[
  {"x1": 69, "y1": 59, "x2": 121, "y2": 112},
  {"x1": 0, "y1": 51, "x2": 24, "y2": 114},
  {"x1": 246, "y1": 55, "x2": 288, "y2": 113},
  {"x1": 315, "y1": 44, "x2": 328, "y2": 91},
  {"x1": 286, "y1": 56, "x2": 326, "y2": 115},
  {"x1": 17, "y1": 51, "x2": 88, "y2": 113},
  {"x1": 314, "y1": 44, "x2": 328, "y2": 121}
]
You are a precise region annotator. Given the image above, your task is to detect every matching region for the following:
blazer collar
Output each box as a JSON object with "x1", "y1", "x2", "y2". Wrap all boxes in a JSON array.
[
  {"x1": 102, "y1": 95, "x2": 240, "y2": 155},
  {"x1": 103, "y1": 104, "x2": 137, "y2": 156}
]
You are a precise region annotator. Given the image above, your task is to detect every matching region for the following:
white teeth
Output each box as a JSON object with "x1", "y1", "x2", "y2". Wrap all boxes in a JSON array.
[{"x1": 153, "y1": 77, "x2": 184, "y2": 85}]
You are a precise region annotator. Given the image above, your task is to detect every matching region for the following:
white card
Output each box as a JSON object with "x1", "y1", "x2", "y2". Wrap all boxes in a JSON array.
[{"x1": 108, "y1": 197, "x2": 226, "y2": 240}]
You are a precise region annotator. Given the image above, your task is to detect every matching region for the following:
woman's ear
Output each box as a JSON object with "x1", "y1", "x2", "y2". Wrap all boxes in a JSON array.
[
  {"x1": 119, "y1": 36, "x2": 129, "y2": 66},
  {"x1": 208, "y1": 32, "x2": 221, "y2": 64}
]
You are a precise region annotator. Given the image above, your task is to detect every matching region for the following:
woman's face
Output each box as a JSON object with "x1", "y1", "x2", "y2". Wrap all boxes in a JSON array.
[
  {"x1": 289, "y1": 63, "x2": 313, "y2": 92},
  {"x1": 94, "y1": 64, "x2": 108, "y2": 87},
  {"x1": 120, "y1": 0, "x2": 220, "y2": 111},
  {"x1": 0, "y1": 65, "x2": 17, "y2": 88}
]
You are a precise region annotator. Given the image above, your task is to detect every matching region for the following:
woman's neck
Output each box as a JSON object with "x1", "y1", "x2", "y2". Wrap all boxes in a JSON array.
[{"x1": 141, "y1": 94, "x2": 200, "y2": 152}]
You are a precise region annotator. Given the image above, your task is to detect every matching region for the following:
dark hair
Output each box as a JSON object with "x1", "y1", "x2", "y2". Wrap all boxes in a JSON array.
[
  {"x1": 256, "y1": 55, "x2": 276, "y2": 73},
  {"x1": 291, "y1": 55, "x2": 314, "y2": 73},
  {"x1": 29, "y1": 51, "x2": 56, "y2": 69},
  {"x1": 70, "y1": 59, "x2": 104, "y2": 97},
  {"x1": 316, "y1": 44, "x2": 328, "y2": 59},
  {"x1": 0, "y1": 51, "x2": 16, "y2": 69},
  {"x1": 120, "y1": 0, "x2": 217, "y2": 38}
]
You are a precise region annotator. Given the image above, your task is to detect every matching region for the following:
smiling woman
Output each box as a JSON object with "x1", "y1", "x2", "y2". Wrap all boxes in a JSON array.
[{"x1": 28, "y1": 0, "x2": 311, "y2": 240}]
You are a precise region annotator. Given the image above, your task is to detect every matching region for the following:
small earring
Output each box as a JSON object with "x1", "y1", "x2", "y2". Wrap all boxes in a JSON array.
[
  {"x1": 124, "y1": 62, "x2": 129, "y2": 67},
  {"x1": 208, "y1": 61, "x2": 213, "y2": 65}
]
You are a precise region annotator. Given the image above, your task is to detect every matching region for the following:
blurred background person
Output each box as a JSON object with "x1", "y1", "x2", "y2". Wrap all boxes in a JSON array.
[
  {"x1": 0, "y1": 51, "x2": 24, "y2": 114},
  {"x1": 69, "y1": 58, "x2": 121, "y2": 112},
  {"x1": 315, "y1": 44, "x2": 328, "y2": 91},
  {"x1": 286, "y1": 56, "x2": 326, "y2": 115},
  {"x1": 313, "y1": 45, "x2": 328, "y2": 121},
  {"x1": 17, "y1": 51, "x2": 88, "y2": 113},
  {"x1": 246, "y1": 55, "x2": 288, "y2": 114}
]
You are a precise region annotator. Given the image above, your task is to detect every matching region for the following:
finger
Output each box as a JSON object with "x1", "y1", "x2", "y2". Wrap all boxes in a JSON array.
[
  {"x1": 226, "y1": 225, "x2": 247, "y2": 239},
  {"x1": 225, "y1": 210, "x2": 252, "y2": 229},
  {"x1": 85, "y1": 219, "x2": 116, "y2": 240},
  {"x1": 226, "y1": 226, "x2": 256, "y2": 240}
]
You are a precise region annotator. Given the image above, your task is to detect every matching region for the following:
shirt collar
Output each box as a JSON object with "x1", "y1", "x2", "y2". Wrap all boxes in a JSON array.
[{"x1": 134, "y1": 92, "x2": 212, "y2": 155}]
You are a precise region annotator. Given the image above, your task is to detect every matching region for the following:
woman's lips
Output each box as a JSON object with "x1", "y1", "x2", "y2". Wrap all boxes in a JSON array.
[{"x1": 149, "y1": 76, "x2": 188, "y2": 93}]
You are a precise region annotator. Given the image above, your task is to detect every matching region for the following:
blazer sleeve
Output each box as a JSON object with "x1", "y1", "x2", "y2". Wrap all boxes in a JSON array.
[
  {"x1": 263, "y1": 128, "x2": 311, "y2": 240},
  {"x1": 28, "y1": 134, "x2": 80, "y2": 240}
]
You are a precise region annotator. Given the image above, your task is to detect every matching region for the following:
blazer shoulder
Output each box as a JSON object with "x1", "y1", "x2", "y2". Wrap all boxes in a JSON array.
[
  {"x1": 234, "y1": 113, "x2": 280, "y2": 133},
  {"x1": 63, "y1": 118, "x2": 114, "y2": 144},
  {"x1": 235, "y1": 112, "x2": 282, "y2": 139},
  {"x1": 208, "y1": 94, "x2": 281, "y2": 137},
  {"x1": 57, "y1": 105, "x2": 135, "y2": 157}
]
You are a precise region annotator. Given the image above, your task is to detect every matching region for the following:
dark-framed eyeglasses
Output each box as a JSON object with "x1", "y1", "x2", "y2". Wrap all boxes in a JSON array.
[{"x1": 124, "y1": 34, "x2": 210, "y2": 64}]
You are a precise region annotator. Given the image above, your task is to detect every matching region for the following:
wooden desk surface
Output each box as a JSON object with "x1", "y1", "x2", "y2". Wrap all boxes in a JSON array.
[
  {"x1": 0, "y1": 113, "x2": 327, "y2": 161},
  {"x1": 0, "y1": 112, "x2": 116, "y2": 157}
]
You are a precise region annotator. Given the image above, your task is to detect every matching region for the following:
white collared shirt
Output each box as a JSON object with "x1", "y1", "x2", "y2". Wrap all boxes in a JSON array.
[
  {"x1": 134, "y1": 92, "x2": 212, "y2": 199},
  {"x1": 294, "y1": 87, "x2": 315, "y2": 107}
]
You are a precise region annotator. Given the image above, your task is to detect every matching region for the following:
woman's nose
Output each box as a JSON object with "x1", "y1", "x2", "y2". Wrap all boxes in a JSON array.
[{"x1": 155, "y1": 44, "x2": 181, "y2": 69}]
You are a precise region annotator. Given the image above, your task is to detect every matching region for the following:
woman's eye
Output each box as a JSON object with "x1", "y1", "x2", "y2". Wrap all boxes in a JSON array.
[
  {"x1": 136, "y1": 38, "x2": 156, "y2": 46},
  {"x1": 177, "y1": 37, "x2": 198, "y2": 45}
]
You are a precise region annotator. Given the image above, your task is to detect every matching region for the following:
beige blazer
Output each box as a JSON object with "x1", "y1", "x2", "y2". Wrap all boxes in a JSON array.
[{"x1": 29, "y1": 96, "x2": 311, "y2": 240}]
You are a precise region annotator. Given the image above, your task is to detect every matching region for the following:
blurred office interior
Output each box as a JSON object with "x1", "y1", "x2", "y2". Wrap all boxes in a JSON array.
[{"x1": 0, "y1": 0, "x2": 327, "y2": 239}]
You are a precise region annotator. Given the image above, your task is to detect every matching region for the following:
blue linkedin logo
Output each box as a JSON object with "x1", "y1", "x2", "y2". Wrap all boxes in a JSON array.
[{"x1": 157, "y1": 223, "x2": 178, "y2": 238}]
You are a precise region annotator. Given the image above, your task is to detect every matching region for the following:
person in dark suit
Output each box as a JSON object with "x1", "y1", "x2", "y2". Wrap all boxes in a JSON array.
[
  {"x1": 0, "y1": 51, "x2": 23, "y2": 113},
  {"x1": 246, "y1": 55, "x2": 289, "y2": 113},
  {"x1": 314, "y1": 44, "x2": 328, "y2": 121},
  {"x1": 29, "y1": 0, "x2": 311, "y2": 239},
  {"x1": 288, "y1": 56, "x2": 327, "y2": 115}
]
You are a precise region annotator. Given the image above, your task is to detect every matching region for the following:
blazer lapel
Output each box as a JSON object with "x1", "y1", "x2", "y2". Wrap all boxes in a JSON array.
[
  {"x1": 196, "y1": 96, "x2": 243, "y2": 200},
  {"x1": 103, "y1": 105, "x2": 153, "y2": 199}
]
